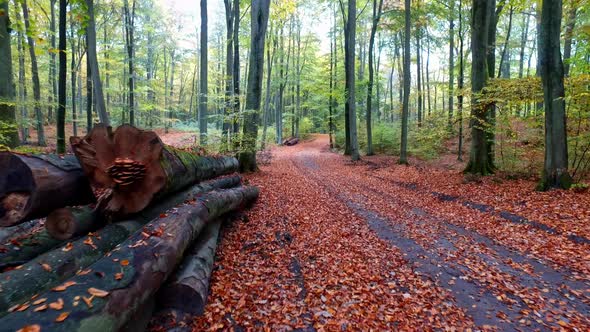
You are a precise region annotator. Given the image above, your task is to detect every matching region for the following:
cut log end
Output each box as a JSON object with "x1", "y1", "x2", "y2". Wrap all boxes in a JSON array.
[
  {"x1": 0, "y1": 193, "x2": 30, "y2": 227},
  {"x1": 45, "y1": 208, "x2": 77, "y2": 240}
]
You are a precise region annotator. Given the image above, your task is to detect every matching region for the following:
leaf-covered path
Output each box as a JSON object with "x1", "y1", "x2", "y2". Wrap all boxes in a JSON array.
[{"x1": 193, "y1": 135, "x2": 590, "y2": 331}]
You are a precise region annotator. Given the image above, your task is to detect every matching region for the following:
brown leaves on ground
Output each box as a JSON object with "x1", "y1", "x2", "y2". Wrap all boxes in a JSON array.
[
  {"x1": 52, "y1": 281, "x2": 76, "y2": 292},
  {"x1": 180, "y1": 135, "x2": 589, "y2": 330}
]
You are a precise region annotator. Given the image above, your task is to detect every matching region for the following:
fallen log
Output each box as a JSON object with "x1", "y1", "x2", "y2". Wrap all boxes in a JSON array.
[
  {"x1": 45, "y1": 175, "x2": 242, "y2": 240},
  {"x1": 282, "y1": 137, "x2": 299, "y2": 146},
  {"x1": 0, "y1": 178, "x2": 243, "y2": 311},
  {"x1": 70, "y1": 124, "x2": 239, "y2": 216},
  {"x1": 0, "y1": 227, "x2": 63, "y2": 269},
  {"x1": 0, "y1": 186, "x2": 259, "y2": 331},
  {"x1": 0, "y1": 219, "x2": 39, "y2": 244},
  {"x1": 156, "y1": 218, "x2": 222, "y2": 318},
  {"x1": 0, "y1": 152, "x2": 95, "y2": 227}
]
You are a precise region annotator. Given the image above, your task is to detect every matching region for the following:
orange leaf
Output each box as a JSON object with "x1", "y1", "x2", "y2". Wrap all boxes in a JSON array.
[
  {"x1": 120, "y1": 259, "x2": 129, "y2": 266},
  {"x1": 83, "y1": 237, "x2": 97, "y2": 249},
  {"x1": 48, "y1": 298, "x2": 64, "y2": 310},
  {"x1": 52, "y1": 281, "x2": 77, "y2": 292},
  {"x1": 39, "y1": 263, "x2": 52, "y2": 272},
  {"x1": 82, "y1": 296, "x2": 94, "y2": 308},
  {"x1": 16, "y1": 303, "x2": 30, "y2": 312},
  {"x1": 159, "y1": 213, "x2": 168, "y2": 218},
  {"x1": 77, "y1": 268, "x2": 92, "y2": 276},
  {"x1": 32, "y1": 298, "x2": 47, "y2": 305},
  {"x1": 87, "y1": 287, "x2": 109, "y2": 298},
  {"x1": 55, "y1": 312, "x2": 69, "y2": 322},
  {"x1": 114, "y1": 272, "x2": 123, "y2": 280},
  {"x1": 33, "y1": 304, "x2": 48, "y2": 312},
  {"x1": 62, "y1": 242, "x2": 74, "y2": 252},
  {"x1": 16, "y1": 325, "x2": 40, "y2": 332}
]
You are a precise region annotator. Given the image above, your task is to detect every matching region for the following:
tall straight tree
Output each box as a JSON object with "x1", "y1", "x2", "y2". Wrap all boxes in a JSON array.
[
  {"x1": 85, "y1": 0, "x2": 109, "y2": 125},
  {"x1": 366, "y1": 0, "x2": 384, "y2": 156},
  {"x1": 448, "y1": 0, "x2": 455, "y2": 129},
  {"x1": 56, "y1": 0, "x2": 67, "y2": 153},
  {"x1": 123, "y1": 0, "x2": 136, "y2": 126},
  {"x1": 199, "y1": 0, "x2": 208, "y2": 144},
  {"x1": 341, "y1": 0, "x2": 360, "y2": 161},
  {"x1": 538, "y1": 0, "x2": 572, "y2": 190},
  {"x1": 0, "y1": 0, "x2": 19, "y2": 148},
  {"x1": 238, "y1": 0, "x2": 270, "y2": 172},
  {"x1": 399, "y1": 0, "x2": 411, "y2": 165},
  {"x1": 21, "y1": 0, "x2": 45, "y2": 146},
  {"x1": 465, "y1": 0, "x2": 494, "y2": 175},
  {"x1": 232, "y1": 0, "x2": 240, "y2": 134},
  {"x1": 223, "y1": 0, "x2": 234, "y2": 141},
  {"x1": 48, "y1": 0, "x2": 57, "y2": 124}
]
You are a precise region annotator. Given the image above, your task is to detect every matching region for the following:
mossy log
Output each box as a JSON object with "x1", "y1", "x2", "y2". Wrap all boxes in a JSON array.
[
  {"x1": 70, "y1": 124, "x2": 239, "y2": 216},
  {"x1": 0, "y1": 226, "x2": 64, "y2": 269},
  {"x1": 0, "y1": 186, "x2": 259, "y2": 332},
  {"x1": 0, "y1": 152, "x2": 95, "y2": 227},
  {"x1": 45, "y1": 175, "x2": 242, "y2": 240},
  {"x1": 0, "y1": 177, "x2": 242, "y2": 314},
  {"x1": 0, "y1": 219, "x2": 39, "y2": 244},
  {"x1": 154, "y1": 218, "x2": 222, "y2": 326}
]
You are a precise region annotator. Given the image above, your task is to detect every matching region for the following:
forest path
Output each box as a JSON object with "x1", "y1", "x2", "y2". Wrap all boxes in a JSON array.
[{"x1": 193, "y1": 135, "x2": 590, "y2": 331}]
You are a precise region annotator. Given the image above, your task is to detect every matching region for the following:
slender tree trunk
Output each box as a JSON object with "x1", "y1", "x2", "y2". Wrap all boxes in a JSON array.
[
  {"x1": 199, "y1": 0, "x2": 208, "y2": 144},
  {"x1": 0, "y1": 0, "x2": 19, "y2": 148},
  {"x1": 223, "y1": 0, "x2": 234, "y2": 143},
  {"x1": 497, "y1": 5, "x2": 514, "y2": 78},
  {"x1": 85, "y1": 0, "x2": 109, "y2": 125},
  {"x1": 400, "y1": 0, "x2": 411, "y2": 164},
  {"x1": 21, "y1": 0, "x2": 45, "y2": 146},
  {"x1": 48, "y1": 0, "x2": 57, "y2": 125},
  {"x1": 415, "y1": 4, "x2": 423, "y2": 128},
  {"x1": 329, "y1": 12, "x2": 335, "y2": 149},
  {"x1": 261, "y1": 28, "x2": 275, "y2": 150},
  {"x1": 238, "y1": 0, "x2": 271, "y2": 172},
  {"x1": 366, "y1": 0, "x2": 384, "y2": 156},
  {"x1": 232, "y1": 0, "x2": 240, "y2": 134},
  {"x1": 56, "y1": 0, "x2": 67, "y2": 153},
  {"x1": 343, "y1": 0, "x2": 360, "y2": 161},
  {"x1": 563, "y1": 4, "x2": 577, "y2": 77},
  {"x1": 123, "y1": 0, "x2": 136, "y2": 126},
  {"x1": 16, "y1": 6, "x2": 29, "y2": 144},
  {"x1": 458, "y1": 0, "x2": 465, "y2": 161},
  {"x1": 538, "y1": 0, "x2": 572, "y2": 190},
  {"x1": 448, "y1": 0, "x2": 455, "y2": 129},
  {"x1": 86, "y1": 35, "x2": 93, "y2": 133},
  {"x1": 70, "y1": 20, "x2": 78, "y2": 138},
  {"x1": 518, "y1": 12, "x2": 530, "y2": 79}
]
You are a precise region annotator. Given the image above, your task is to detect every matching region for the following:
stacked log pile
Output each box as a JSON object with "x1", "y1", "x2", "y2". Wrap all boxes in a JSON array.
[
  {"x1": 282, "y1": 137, "x2": 300, "y2": 146},
  {"x1": 0, "y1": 125, "x2": 259, "y2": 331}
]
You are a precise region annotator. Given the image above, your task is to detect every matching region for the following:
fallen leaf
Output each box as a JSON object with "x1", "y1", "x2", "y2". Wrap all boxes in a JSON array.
[
  {"x1": 52, "y1": 281, "x2": 77, "y2": 292},
  {"x1": 83, "y1": 237, "x2": 97, "y2": 249},
  {"x1": 16, "y1": 325, "x2": 40, "y2": 332},
  {"x1": 16, "y1": 303, "x2": 30, "y2": 312},
  {"x1": 33, "y1": 304, "x2": 48, "y2": 312},
  {"x1": 62, "y1": 242, "x2": 74, "y2": 252},
  {"x1": 115, "y1": 272, "x2": 123, "y2": 280},
  {"x1": 88, "y1": 287, "x2": 109, "y2": 298},
  {"x1": 77, "y1": 268, "x2": 92, "y2": 276},
  {"x1": 120, "y1": 259, "x2": 129, "y2": 266},
  {"x1": 49, "y1": 298, "x2": 64, "y2": 310},
  {"x1": 82, "y1": 295, "x2": 94, "y2": 308},
  {"x1": 55, "y1": 312, "x2": 69, "y2": 322},
  {"x1": 39, "y1": 263, "x2": 52, "y2": 272},
  {"x1": 159, "y1": 213, "x2": 168, "y2": 218},
  {"x1": 32, "y1": 298, "x2": 47, "y2": 305}
]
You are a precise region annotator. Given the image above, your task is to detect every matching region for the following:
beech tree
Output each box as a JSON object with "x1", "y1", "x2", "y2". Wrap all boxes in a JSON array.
[
  {"x1": 0, "y1": 0, "x2": 19, "y2": 148},
  {"x1": 538, "y1": 0, "x2": 572, "y2": 190},
  {"x1": 399, "y1": 0, "x2": 410, "y2": 165},
  {"x1": 56, "y1": 0, "x2": 67, "y2": 153},
  {"x1": 238, "y1": 0, "x2": 271, "y2": 171},
  {"x1": 199, "y1": 0, "x2": 208, "y2": 144}
]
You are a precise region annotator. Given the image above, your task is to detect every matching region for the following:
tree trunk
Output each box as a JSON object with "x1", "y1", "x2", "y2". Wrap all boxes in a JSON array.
[
  {"x1": 261, "y1": 29, "x2": 275, "y2": 150},
  {"x1": 123, "y1": 0, "x2": 136, "y2": 126},
  {"x1": 0, "y1": 226, "x2": 63, "y2": 269},
  {"x1": 48, "y1": 0, "x2": 57, "y2": 124},
  {"x1": 0, "y1": 187, "x2": 259, "y2": 332},
  {"x1": 465, "y1": 0, "x2": 494, "y2": 175},
  {"x1": 518, "y1": 12, "x2": 530, "y2": 79},
  {"x1": 21, "y1": 0, "x2": 46, "y2": 147},
  {"x1": 415, "y1": 1, "x2": 423, "y2": 127},
  {"x1": 15, "y1": 4, "x2": 29, "y2": 145},
  {"x1": 56, "y1": 0, "x2": 67, "y2": 154},
  {"x1": 366, "y1": 0, "x2": 384, "y2": 156},
  {"x1": 343, "y1": 0, "x2": 360, "y2": 161},
  {"x1": 538, "y1": 0, "x2": 572, "y2": 190},
  {"x1": 199, "y1": 0, "x2": 208, "y2": 145},
  {"x1": 562, "y1": 4, "x2": 577, "y2": 77},
  {"x1": 223, "y1": 0, "x2": 234, "y2": 143},
  {"x1": 238, "y1": 0, "x2": 271, "y2": 172},
  {"x1": 85, "y1": 0, "x2": 109, "y2": 125},
  {"x1": 458, "y1": 0, "x2": 465, "y2": 161},
  {"x1": 69, "y1": 19, "x2": 78, "y2": 137},
  {"x1": 232, "y1": 0, "x2": 240, "y2": 135},
  {"x1": 45, "y1": 175, "x2": 241, "y2": 240},
  {"x1": 0, "y1": 153, "x2": 95, "y2": 227},
  {"x1": 0, "y1": 0, "x2": 19, "y2": 148},
  {"x1": 86, "y1": 36, "x2": 93, "y2": 133},
  {"x1": 448, "y1": 0, "x2": 455, "y2": 129},
  {"x1": 71, "y1": 125, "x2": 239, "y2": 216},
  {"x1": 497, "y1": 5, "x2": 514, "y2": 78},
  {"x1": 400, "y1": 0, "x2": 411, "y2": 165},
  {"x1": 154, "y1": 218, "x2": 222, "y2": 319}
]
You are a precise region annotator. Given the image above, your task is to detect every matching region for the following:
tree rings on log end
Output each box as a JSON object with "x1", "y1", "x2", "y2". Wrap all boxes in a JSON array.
[
  {"x1": 45, "y1": 208, "x2": 77, "y2": 240},
  {"x1": 0, "y1": 153, "x2": 35, "y2": 226}
]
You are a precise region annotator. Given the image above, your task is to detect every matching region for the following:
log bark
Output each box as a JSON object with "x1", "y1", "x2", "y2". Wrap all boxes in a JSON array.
[
  {"x1": 0, "y1": 177, "x2": 243, "y2": 314},
  {"x1": 156, "y1": 219, "x2": 222, "y2": 319},
  {"x1": 70, "y1": 124, "x2": 239, "y2": 216},
  {"x1": 0, "y1": 226, "x2": 64, "y2": 269},
  {"x1": 45, "y1": 175, "x2": 242, "y2": 240},
  {"x1": 0, "y1": 153, "x2": 95, "y2": 226},
  {"x1": 0, "y1": 219, "x2": 39, "y2": 244},
  {"x1": 0, "y1": 186, "x2": 259, "y2": 331}
]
